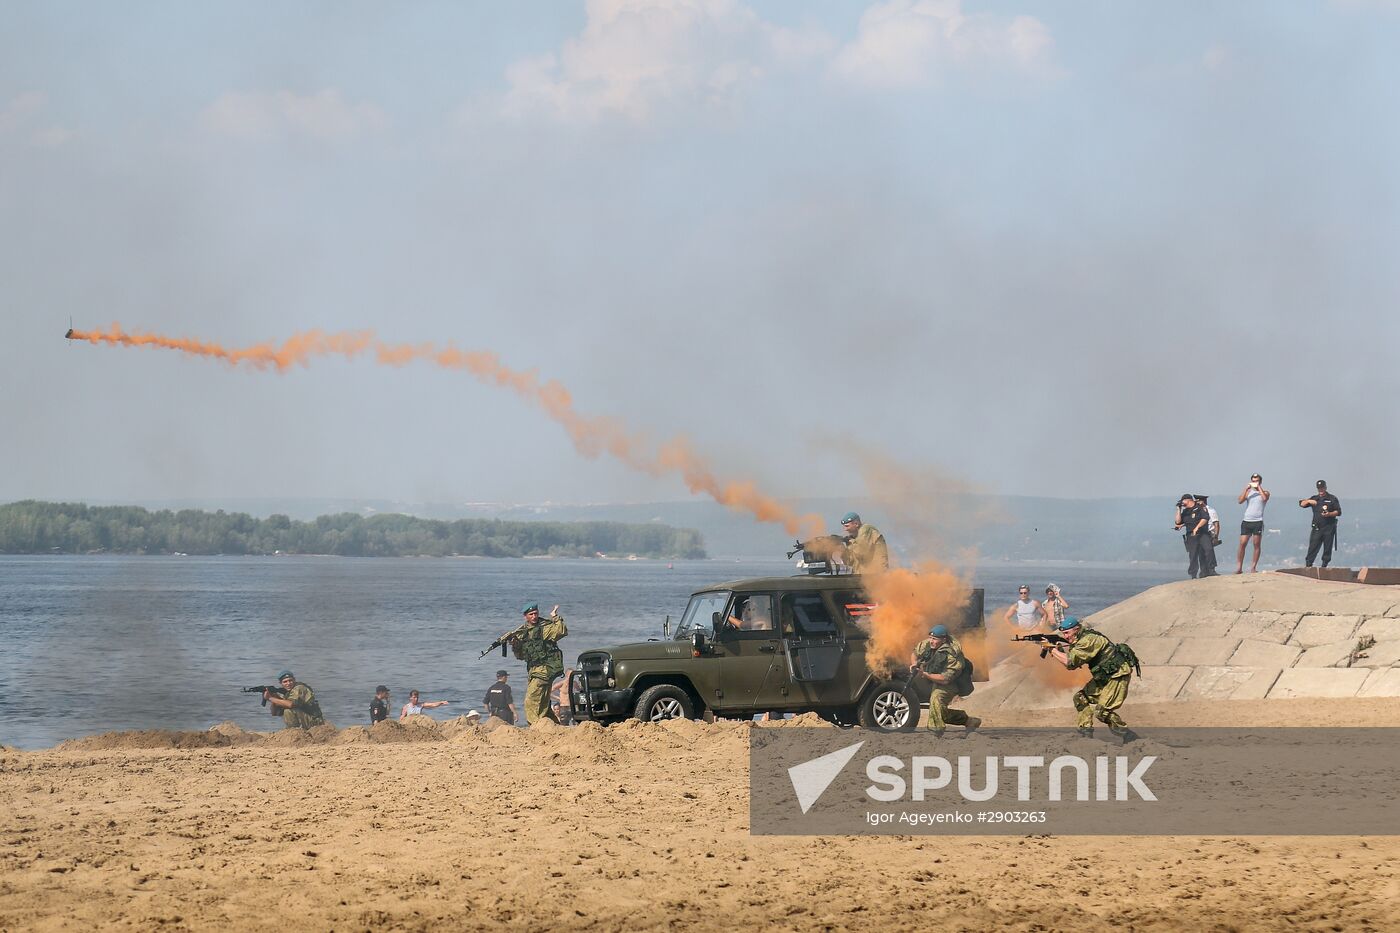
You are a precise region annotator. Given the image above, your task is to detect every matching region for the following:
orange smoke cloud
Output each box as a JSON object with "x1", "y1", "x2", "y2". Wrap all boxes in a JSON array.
[
  {"x1": 68, "y1": 324, "x2": 824, "y2": 538},
  {"x1": 861, "y1": 562, "x2": 970, "y2": 674}
]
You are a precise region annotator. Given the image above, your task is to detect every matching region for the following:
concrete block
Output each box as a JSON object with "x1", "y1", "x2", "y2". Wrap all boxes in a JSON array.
[
  {"x1": 963, "y1": 660, "x2": 1031, "y2": 713},
  {"x1": 1228, "y1": 639, "x2": 1302, "y2": 669},
  {"x1": 1267, "y1": 667, "x2": 1370, "y2": 699},
  {"x1": 1288, "y1": 614, "x2": 1362, "y2": 648},
  {"x1": 998, "y1": 673, "x2": 1079, "y2": 711},
  {"x1": 1168, "y1": 637, "x2": 1242, "y2": 666},
  {"x1": 1226, "y1": 612, "x2": 1302, "y2": 644},
  {"x1": 1295, "y1": 639, "x2": 1361, "y2": 669},
  {"x1": 1165, "y1": 610, "x2": 1242, "y2": 638},
  {"x1": 1358, "y1": 567, "x2": 1400, "y2": 586},
  {"x1": 1357, "y1": 618, "x2": 1400, "y2": 641},
  {"x1": 1359, "y1": 668, "x2": 1400, "y2": 698},
  {"x1": 1279, "y1": 567, "x2": 1358, "y2": 582},
  {"x1": 1130, "y1": 666, "x2": 1193, "y2": 703},
  {"x1": 1345, "y1": 639, "x2": 1400, "y2": 668},
  {"x1": 1178, "y1": 666, "x2": 1281, "y2": 701},
  {"x1": 1122, "y1": 637, "x2": 1181, "y2": 666}
]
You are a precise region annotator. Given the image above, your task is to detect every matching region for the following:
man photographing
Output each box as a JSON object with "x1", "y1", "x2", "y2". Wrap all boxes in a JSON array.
[
  {"x1": 1299, "y1": 480, "x2": 1342, "y2": 569},
  {"x1": 1174, "y1": 494, "x2": 1211, "y2": 579}
]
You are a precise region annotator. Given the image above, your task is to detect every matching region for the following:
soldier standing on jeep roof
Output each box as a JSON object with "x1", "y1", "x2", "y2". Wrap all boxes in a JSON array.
[
  {"x1": 840, "y1": 512, "x2": 889, "y2": 574},
  {"x1": 1045, "y1": 617, "x2": 1139, "y2": 743},
  {"x1": 911, "y1": 624, "x2": 980, "y2": 738},
  {"x1": 511, "y1": 602, "x2": 567, "y2": 725}
]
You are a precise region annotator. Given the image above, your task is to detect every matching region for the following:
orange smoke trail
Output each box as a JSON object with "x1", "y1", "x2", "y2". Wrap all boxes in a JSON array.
[
  {"x1": 861, "y1": 562, "x2": 970, "y2": 674},
  {"x1": 68, "y1": 324, "x2": 824, "y2": 538}
]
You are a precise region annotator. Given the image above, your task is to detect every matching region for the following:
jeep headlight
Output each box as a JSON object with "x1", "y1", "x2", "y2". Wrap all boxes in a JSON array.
[{"x1": 601, "y1": 657, "x2": 613, "y2": 679}]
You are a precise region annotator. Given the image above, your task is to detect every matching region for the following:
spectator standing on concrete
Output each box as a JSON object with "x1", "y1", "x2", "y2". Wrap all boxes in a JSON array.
[
  {"x1": 1197, "y1": 495, "x2": 1221, "y2": 577},
  {"x1": 1236, "y1": 473, "x2": 1270, "y2": 573},
  {"x1": 1174, "y1": 494, "x2": 1212, "y2": 579},
  {"x1": 1299, "y1": 480, "x2": 1342, "y2": 568},
  {"x1": 1042, "y1": 584, "x2": 1070, "y2": 629},
  {"x1": 1003, "y1": 585, "x2": 1043, "y2": 631}
]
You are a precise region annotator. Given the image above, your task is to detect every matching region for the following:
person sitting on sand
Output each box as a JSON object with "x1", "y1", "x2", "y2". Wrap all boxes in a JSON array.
[
  {"x1": 263, "y1": 670, "x2": 325, "y2": 730},
  {"x1": 400, "y1": 690, "x2": 450, "y2": 720}
]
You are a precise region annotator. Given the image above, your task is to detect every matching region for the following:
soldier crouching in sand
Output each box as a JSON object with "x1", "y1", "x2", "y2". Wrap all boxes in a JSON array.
[
  {"x1": 911, "y1": 624, "x2": 981, "y2": 738},
  {"x1": 263, "y1": 670, "x2": 326, "y2": 730},
  {"x1": 1045, "y1": 617, "x2": 1140, "y2": 743}
]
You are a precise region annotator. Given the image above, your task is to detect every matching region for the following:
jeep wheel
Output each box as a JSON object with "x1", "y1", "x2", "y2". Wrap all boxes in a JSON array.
[
  {"x1": 858, "y1": 685, "x2": 918, "y2": 732},
  {"x1": 633, "y1": 684, "x2": 695, "y2": 722}
]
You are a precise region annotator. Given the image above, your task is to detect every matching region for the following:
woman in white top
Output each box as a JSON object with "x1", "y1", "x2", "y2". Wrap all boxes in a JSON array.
[
  {"x1": 400, "y1": 690, "x2": 451, "y2": 720},
  {"x1": 1003, "y1": 585, "x2": 1043, "y2": 631}
]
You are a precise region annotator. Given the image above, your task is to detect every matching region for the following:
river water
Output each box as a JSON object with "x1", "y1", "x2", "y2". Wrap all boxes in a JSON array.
[{"x1": 0, "y1": 555, "x2": 1181, "y2": 748}]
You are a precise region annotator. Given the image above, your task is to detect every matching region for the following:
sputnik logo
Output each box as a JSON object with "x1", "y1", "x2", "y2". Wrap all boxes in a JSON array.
[{"x1": 787, "y1": 741, "x2": 865, "y2": 814}]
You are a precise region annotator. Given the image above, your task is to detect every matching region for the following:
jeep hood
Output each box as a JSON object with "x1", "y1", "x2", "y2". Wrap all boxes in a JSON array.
[{"x1": 587, "y1": 640, "x2": 693, "y2": 661}]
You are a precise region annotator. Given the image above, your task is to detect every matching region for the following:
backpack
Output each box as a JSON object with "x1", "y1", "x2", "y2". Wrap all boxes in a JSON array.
[{"x1": 954, "y1": 657, "x2": 976, "y2": 697}]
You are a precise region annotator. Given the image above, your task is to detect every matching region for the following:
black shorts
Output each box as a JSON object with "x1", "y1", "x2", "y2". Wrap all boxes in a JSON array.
[{"x1": 1240, "y1": 520, "x2": 1264, "y2": 537}]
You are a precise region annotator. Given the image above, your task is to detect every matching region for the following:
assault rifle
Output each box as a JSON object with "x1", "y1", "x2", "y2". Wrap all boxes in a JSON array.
[
  {"x1": 241, "y1": 685, "x2": 289, "y2": 706},
  {"x1": 785, "y1": 535, "x2": 848, "y2": 574},
  {"x1": 1012, "y1": 632, "x2": 1071, "y2": 659},
  {"x1": 479, "y1": 623, "x2": 530, "y2": 659}
]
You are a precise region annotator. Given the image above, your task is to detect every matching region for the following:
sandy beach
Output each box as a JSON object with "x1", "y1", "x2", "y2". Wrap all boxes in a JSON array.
[{"x1": 4, "y1": 699, "x2": 1399, "y2": 932}]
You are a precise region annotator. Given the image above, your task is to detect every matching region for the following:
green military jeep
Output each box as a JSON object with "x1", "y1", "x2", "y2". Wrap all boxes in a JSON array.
[{"x1": 569, "y1": 573, "x2": 985, "y2": 732}]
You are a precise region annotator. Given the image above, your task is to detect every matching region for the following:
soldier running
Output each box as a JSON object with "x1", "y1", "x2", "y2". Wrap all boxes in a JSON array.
[
  {"x1": 510, "y1": 602, "x2": 568, "y2": 725},
  {"x1": 1045, "y1": 617, "x2": 1139, "y2": 743},
  {"x1": 911, "y1": 624, "x2": 981, "y2": 738}
]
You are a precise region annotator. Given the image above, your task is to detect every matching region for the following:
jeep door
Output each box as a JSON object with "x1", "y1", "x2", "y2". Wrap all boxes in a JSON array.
[
  {"x1": 712, "y1": 594, "x2": 790, "y2": 711},
  {"x1": 780, "y1": 591, "x2": 855, "y2": 705}
]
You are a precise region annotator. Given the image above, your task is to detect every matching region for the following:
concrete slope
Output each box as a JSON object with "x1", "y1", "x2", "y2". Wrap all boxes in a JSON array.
[{"x1": 968, "y1": 572, "x2": 1400, "y2": 712}]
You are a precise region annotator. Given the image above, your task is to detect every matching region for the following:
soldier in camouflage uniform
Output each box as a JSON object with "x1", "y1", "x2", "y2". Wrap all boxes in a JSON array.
[
  {"x1": 911, "y1": 624, "x2": 981, "y2": 737},
  {"x1": 262, "y1": 670, "x2": 326, "y2": 730},
  {"x1": 1047, "y1": 617, "x2": 1139, "y2": 743},
  {"x1": 840, "y1": 512, "x2": 889, "y2": 574},
  {"x1": 511, "y1": 602, "x2": 568, "y2": 725}
]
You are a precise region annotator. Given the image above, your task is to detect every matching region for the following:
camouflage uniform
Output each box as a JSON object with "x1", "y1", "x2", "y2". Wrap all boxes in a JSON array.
[
  {"x1": 844, "y1": 524, "x2": 889, "y2": 574},
  {"x1": 281, "y1": 682, "x2": 325, "y2": 730},
  {"x1": 513, "y1": 614, "x2": 568, "y2": 725},
  {"x1": 914, "y1": 634, "x2": 970, "y2": 736},
  {"x1": 1064, "y1": 629, "x2": 1132, "y2": 736}
]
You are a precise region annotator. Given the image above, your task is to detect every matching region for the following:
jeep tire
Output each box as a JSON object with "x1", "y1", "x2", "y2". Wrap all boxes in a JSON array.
[
  {"x1": 858, "y1": 683, "x2": 919, "y2": 732},
  {"x1": 633, "y1": 684, "x2": 695, "y2": 722}
]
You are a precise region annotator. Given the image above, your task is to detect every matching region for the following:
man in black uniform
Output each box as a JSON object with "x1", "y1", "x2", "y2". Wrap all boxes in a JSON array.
[
  {"x1": 1174, "y1": 493, "x2": 1212, "y2": 579},
  {"x1": 370, "y1": 685, "x2": 391, "y2": 724},
  {"x1": 1299, "y1": 480, "x2": 1342, "y2": 568},
  {"x1": 483, "y1": 669, "x2": 516, "y2": 725}
]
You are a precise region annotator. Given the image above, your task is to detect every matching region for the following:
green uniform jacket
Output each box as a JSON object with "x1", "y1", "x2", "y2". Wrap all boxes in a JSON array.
[
  {"x1": 914, "y1": 634, "x2": 966, "y2": 683},
  {"x1": 1064, "y1": 630, "x2": 1130, "y2": 680},
  {"x1": 845, "y1": 524, "x2": 889, "y2": 574},
  {"x1": 512, "y1": 614, "x2": 568, "y2": 680},
  {"x1": 282, "y1": 682, "x2": 326, "y2": 729}
]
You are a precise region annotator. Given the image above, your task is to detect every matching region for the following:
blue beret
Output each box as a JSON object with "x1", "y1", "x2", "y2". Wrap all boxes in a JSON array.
[
  {"x1": 1057, "y1": 616, "x2": 1081, "y2": 631},
  {"x1": 929, "y1": 624, "x2": 949, "y2": 637},
  {"x1": 521, "y1": 601, "x2": 539, "y2": 615},
  {"x1": 841, "y1": 512, "x2": 861, "y2": 524},
  {"x1": 277, "y1": 670, "x2": 294, "y2": 681}
]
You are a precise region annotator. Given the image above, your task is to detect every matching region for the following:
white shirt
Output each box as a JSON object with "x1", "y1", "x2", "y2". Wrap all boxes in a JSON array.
[{"x1": 1012, "y1": 599, "x2": 1041, "y2": 630}]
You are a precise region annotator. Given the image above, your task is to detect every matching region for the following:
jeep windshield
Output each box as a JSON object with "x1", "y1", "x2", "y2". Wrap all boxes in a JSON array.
[{"x1": 673, "y1": 591, "x2": 731, "y2": 639}]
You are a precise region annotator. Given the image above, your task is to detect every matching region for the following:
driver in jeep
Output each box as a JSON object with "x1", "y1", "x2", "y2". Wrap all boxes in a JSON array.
[{"x1": 911, "y1": 624, "x2": 981, "y2": 738}]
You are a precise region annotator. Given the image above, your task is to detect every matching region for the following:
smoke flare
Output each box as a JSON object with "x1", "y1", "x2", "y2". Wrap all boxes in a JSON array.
[
  {"x1": 861, "y1": 562, "x2": 971, "y2": 673},
  {"x1": 67, "y1": 324, "x2": 825, "y2": 538}
]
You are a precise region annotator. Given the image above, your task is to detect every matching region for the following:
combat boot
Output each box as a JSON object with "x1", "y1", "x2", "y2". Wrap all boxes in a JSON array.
[
  {"x1": 1115, "y1": 727, "x2": 1140, "y2": 744},
  {"x1": 1076, "y1": 727, "x2": 1094, "y2": 738},
  {"x1": 963, "y1": 717, "x2": 982, "y2": 735}
]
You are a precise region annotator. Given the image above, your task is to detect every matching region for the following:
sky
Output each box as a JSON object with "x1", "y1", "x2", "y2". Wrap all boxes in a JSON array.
[{"x1": 3, "y1": 0, "x2": 1399, "y2": 511}]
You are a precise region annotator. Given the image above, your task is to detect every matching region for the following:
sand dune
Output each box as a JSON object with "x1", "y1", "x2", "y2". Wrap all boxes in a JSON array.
[{"x1": 4, "y1": 701, "x2": 1400, "y2": 931}]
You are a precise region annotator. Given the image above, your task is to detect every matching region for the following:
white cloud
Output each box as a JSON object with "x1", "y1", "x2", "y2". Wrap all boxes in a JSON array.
[
  {"x1": 200, "y1": 89, "x2": 388, "y2": 141},
  {"x1": 832, "y1": 0, "x2": 1055, "y2": 88},
  {"x1": 502, "y1": 0, "x2": 832, "y2": 122}
]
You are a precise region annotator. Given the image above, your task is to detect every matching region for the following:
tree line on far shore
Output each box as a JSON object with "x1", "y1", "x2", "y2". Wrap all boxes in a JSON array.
[{"x1": 0, "y1": 501, "x2": 707, "y2": 559}]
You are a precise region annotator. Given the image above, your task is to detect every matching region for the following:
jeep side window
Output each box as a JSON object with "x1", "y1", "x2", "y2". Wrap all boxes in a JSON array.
[
  {"x1": 784, "y1": 592, "x2": 839, "y2": 637},
  {"x1": 725, "y1": 594, "x2": 775, "y2": 637},
  {"x1": 834, "y1": 590, "x2": 875, "y2": 639},
  {"x1": 676, "y1": 591, "x2": 732, "y2": 639}
]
